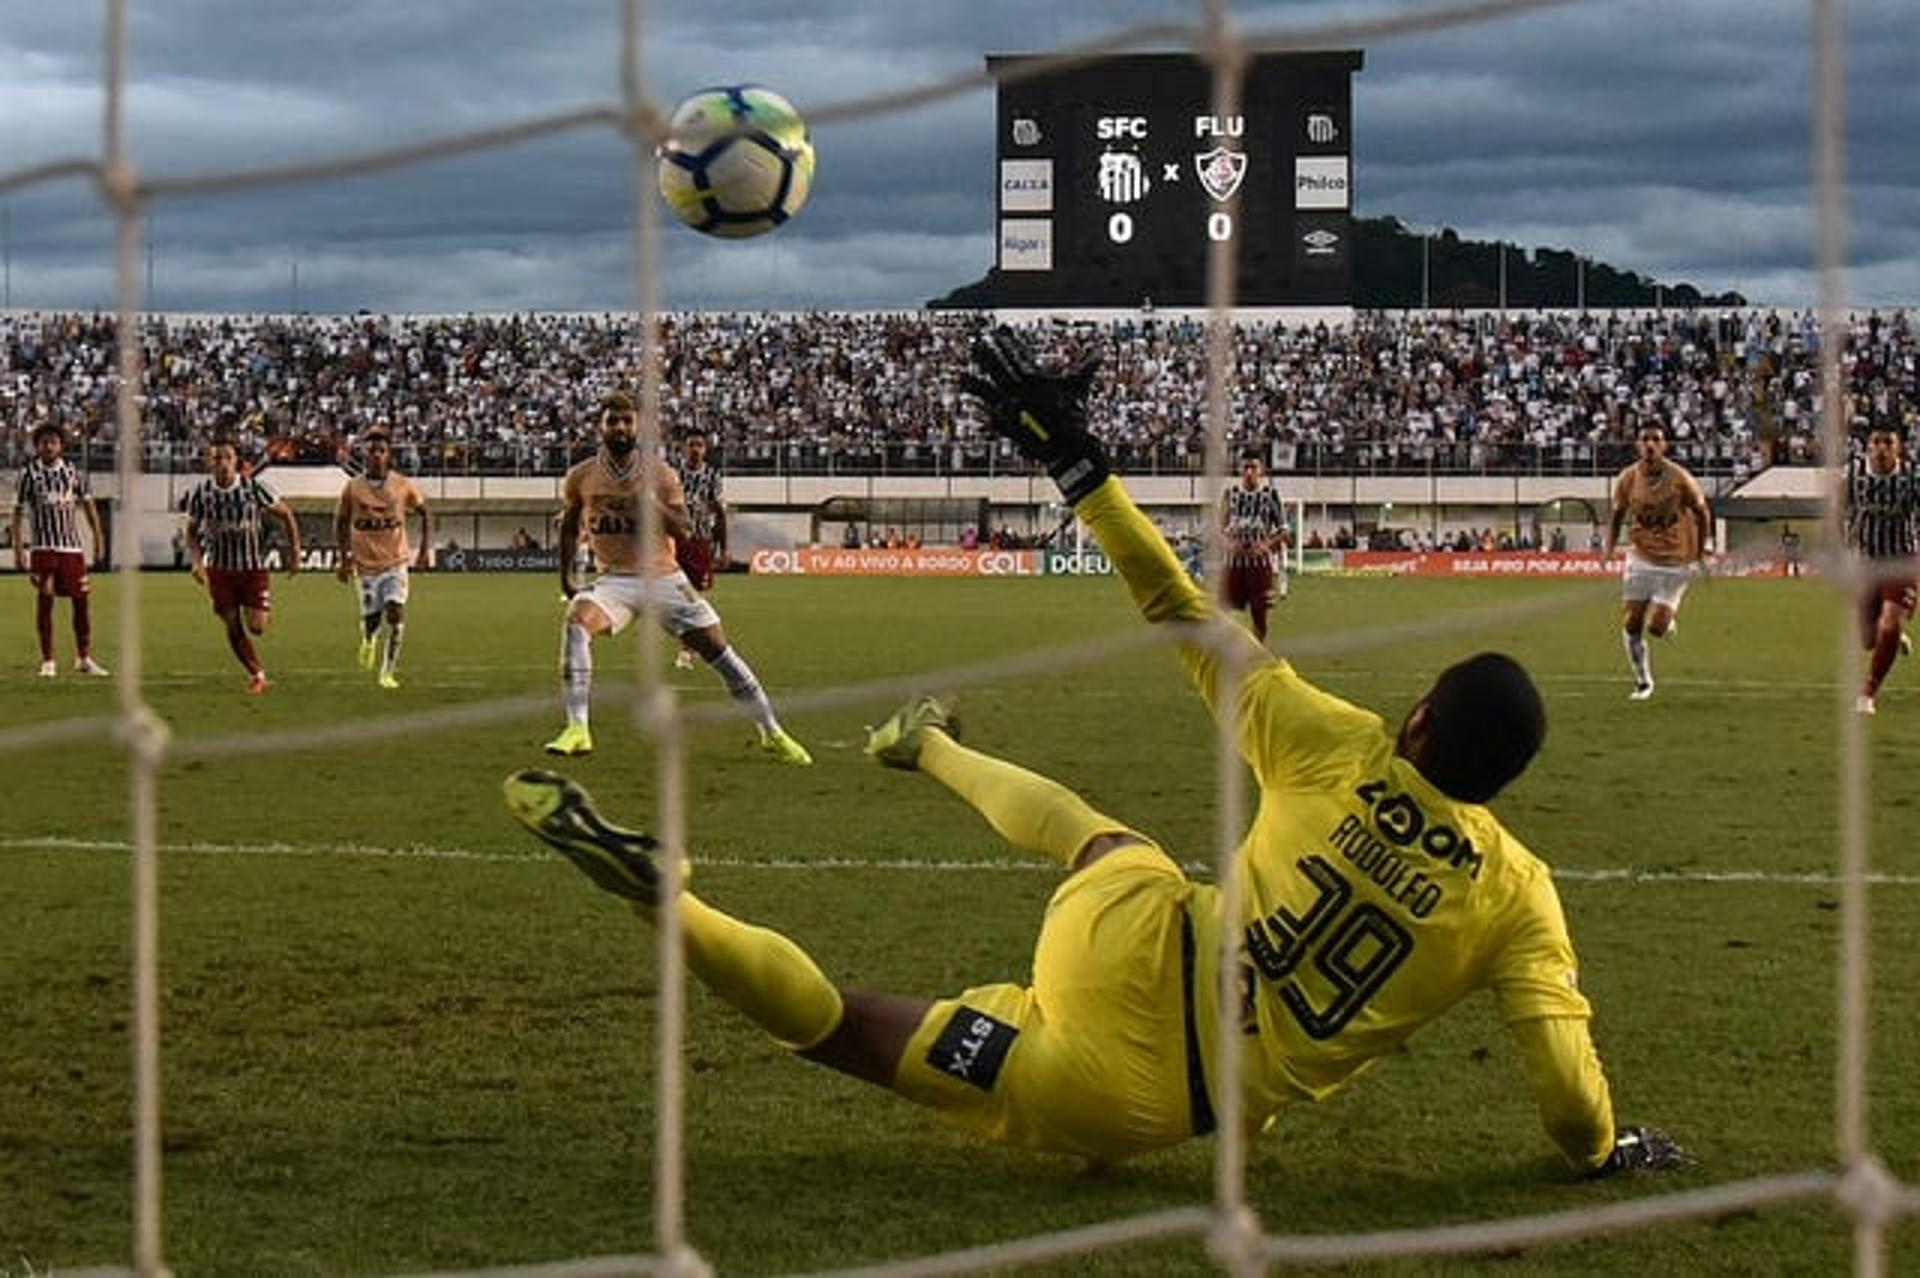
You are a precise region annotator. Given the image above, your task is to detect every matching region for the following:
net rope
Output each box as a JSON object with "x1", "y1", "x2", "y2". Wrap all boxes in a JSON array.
[{"x1": 1, "y1": 0, "x2": 1908, "y2": 1272}]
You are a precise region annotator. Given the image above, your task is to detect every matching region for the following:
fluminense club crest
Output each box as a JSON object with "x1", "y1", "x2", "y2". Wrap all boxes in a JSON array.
[{"x1": 1195, "y1": 147, "x2": 1247, "y2": 202}]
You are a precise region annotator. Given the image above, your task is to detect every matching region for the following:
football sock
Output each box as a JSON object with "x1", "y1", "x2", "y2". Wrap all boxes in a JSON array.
[
  {"x1": 72, "y1": 594, "x2": 92, "y2": 659},
  {"x1": 675, "y1": 892, "x2": 844, "y2": 1051},
  {"x1": 382, "y1": 621, "x2": 405, "y2": 675},
  {"x1": 362, "y1": 611, "x2": 381, "y2": 640},
  {"x1": 707, "y1": 645, "x2": 778, "y2": 732},
  {"x1": 918, "y1": 729, "x2": 1127, "y2": 868},
  {"x1": 1623, "y1": 630, "x2": 1651, "y2": 685},
  {"x1": 562, "y1": 621, "x2": 593, "y2": 726},
  {"x1": 35, "y1": 593, "x2": 55, "y2": 660},
  {"x1": 1867, "y1": 625, "x2": 1902, "y2": 696},
  {"x1": 224, "y1": 616, "x2": 261, "y2": 676}
]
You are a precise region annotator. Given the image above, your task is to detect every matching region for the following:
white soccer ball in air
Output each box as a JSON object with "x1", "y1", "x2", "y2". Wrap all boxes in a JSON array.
[{"x1": 657, "y1": 85, "x2": 815, "y2": 239}]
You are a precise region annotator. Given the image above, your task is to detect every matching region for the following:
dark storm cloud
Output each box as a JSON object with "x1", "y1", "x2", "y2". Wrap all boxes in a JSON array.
[{"x1": 0, "y1": 0, "x2": 1913, "y2": 311}]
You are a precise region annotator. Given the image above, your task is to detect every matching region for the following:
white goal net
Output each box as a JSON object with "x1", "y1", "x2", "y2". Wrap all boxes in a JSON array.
[{"x1": 2, "y1": 0, "x2": 1913, "y2": 1275}]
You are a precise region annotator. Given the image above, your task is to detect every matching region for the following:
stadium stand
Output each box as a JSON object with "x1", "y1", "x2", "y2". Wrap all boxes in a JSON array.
[{"x1": 3, "y1": 307, "x2": 1912, "y2": 478}]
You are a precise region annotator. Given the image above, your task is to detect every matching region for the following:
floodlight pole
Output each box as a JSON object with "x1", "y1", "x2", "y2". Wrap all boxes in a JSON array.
[
  {"x1": 1576, "y1": 255, "x2": 1585, "y2": 312},
  {"x1": 1420, "y1": 231, "x2": 1430, "y2": 311},
  {"x1": 1498, "y1": 241, "x2": 1507, "y2": 313}
]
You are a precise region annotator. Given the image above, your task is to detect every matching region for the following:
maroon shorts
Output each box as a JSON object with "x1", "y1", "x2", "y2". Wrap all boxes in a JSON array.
[
  {"x1": 1861, "y1": 575, "x2": 1919, "y2": 641},
  {"x1": 676, "y1": 538, "x2": 717, "y2": 592},
  {"x1": 207, "y1": 568, "x2": 272, "y2": 614},
  {"x1": 1221, "y1": 554, "x2": 1274, "y2": 612},
  {"x1": 28, "y1": 549, "x2": 89, "y2": 598}
]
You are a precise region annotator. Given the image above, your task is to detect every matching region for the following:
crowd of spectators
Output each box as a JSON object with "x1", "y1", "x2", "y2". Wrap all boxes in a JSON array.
[{"x1": 2, "y1": 308, "x2": 1912, "y2": 478}]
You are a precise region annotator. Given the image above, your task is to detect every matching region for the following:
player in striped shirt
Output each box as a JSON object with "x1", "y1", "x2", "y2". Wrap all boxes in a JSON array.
[
  {"x1": 11, "y1": 423, "x2": 109, "y2": 678},
  {"x1": 668, "y1": 429, "x2": 727, "y2": 670},
  {"x1": 1219, "y1": 450, "x2": 1289, "y2": 641},
  {"x1": 1846, "y1": 421, "x2": 1920, "y2": 715},
  {"x1": 180, "y1": 438, "x2": 302, "y2": 694}
]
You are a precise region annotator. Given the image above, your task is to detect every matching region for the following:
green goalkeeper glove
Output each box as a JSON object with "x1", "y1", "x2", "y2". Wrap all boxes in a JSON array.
[
  {"x1": 1589, "y1": 1126, "x2": 1691, "y2": 1178},
  {"x1": 960, "y1": 326, "x2": 1110, "y2": 505}
]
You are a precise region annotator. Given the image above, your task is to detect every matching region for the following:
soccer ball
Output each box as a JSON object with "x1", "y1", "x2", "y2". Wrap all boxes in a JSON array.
[{"x1": 656, "y1": 85, "x2": 814, "y2": 239}]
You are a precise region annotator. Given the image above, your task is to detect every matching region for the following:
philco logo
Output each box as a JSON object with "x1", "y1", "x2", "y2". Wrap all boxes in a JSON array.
[
  {"x1": 1195, "y1": 146, "x2": 1247, "y2": 202},
  {"x1": 1294, "y1": 156, "x2": 1350, "y2": 209},
  {"x1": 1305, "y1": 112, "x2": 1338, "y2": 145},
  {"x1": 1011, "y1": 117, "x2": 1042, "y2": 146},
  {"x1": 1302, "y1": 228, "x2": 1339, "y2": 256}
]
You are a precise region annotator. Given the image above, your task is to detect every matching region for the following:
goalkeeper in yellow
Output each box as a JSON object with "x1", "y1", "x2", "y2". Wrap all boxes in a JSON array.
[{"x1": 502, "y1": 328, "x2": 1685, "y2": 1178}]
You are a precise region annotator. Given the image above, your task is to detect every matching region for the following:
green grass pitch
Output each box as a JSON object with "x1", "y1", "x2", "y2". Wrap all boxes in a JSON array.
[{"x1": 3, "y1": 569, "x2": 1917, "y2": 1275}]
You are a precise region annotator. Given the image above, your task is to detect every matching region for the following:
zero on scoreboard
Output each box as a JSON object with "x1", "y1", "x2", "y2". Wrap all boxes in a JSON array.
[{"x1": 989, "y1": 51, "x2": 1363, "y2": 308}]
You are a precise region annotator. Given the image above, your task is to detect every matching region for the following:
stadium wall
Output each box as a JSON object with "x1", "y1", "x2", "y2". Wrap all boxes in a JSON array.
[{"x1": 17, "y1": 467, "x2": 1825, "y2": 567}]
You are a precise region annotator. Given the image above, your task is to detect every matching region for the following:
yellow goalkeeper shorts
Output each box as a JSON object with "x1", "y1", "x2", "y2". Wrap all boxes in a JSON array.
[{"x1": 890, "y1": 842, "x2": 1212, "y2": 1161}]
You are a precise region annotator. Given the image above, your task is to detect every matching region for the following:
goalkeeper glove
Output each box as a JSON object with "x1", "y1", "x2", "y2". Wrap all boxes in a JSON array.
[
  {"x1": 1590, "y1": 1126, "x2": 1691, "y2": 1178},
  {"x1": 959, "y1": 326, "x2": 1110, "y2": 505}
]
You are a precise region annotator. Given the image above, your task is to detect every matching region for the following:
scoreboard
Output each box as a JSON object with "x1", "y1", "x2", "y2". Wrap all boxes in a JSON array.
[{"x1": 989, "y1": 51, "x2": 1363, "y2": 308}]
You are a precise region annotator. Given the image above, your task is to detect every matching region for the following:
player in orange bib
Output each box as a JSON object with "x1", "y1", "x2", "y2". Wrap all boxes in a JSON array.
[
  {"x1": 543, "y1": 391, "x2": 810, "y2": 764},
  {"x1": 1603, "y1": 422, "x2": 1711, "y2": 700},
  {"x1": 333, "y1": 428, "x2": 432, "y2": 689}
]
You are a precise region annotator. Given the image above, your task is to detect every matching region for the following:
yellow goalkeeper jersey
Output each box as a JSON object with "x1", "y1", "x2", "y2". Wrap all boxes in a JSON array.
[{"x1": 1078, "y1": 478, "x2": 1614, "y2": 1168}]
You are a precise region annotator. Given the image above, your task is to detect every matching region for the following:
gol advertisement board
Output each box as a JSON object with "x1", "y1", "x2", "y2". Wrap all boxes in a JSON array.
[{"x1": 749, "y1": 547, "x2": 1042, "y2": 577}]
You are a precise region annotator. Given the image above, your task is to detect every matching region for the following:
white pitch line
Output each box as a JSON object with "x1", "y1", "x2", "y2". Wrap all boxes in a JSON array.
[{"x1": 5, "y1": 836, "x2": 1919, "y2": 887}]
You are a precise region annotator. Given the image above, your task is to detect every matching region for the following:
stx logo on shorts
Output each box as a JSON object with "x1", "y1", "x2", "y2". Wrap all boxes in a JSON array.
[{"x1": 928, "y1": 1006, "x2": 1018, "y2": 1091}]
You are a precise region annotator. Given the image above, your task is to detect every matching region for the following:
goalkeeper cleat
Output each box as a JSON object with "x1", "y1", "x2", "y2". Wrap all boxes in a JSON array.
[
  {"x1": 864, "y1": 695, "x2": 957, "y2": 770},
  {"x1": 75, "y1": 656, "x2": 111, "y2": 676},
  {"x1": 503, "y1": 769, "x2": 664, "y2": 905},
  {"x1": 378, "y1": 671, "x2": 401, "y2": 690},
  {"x1": 359, "y1": 636, "x2": 379, "y2": 670},
  {"x1": 1590, "y1": 1125, "x2": 1692, "y2": 1178},
  {"x1": 37, "y1": 660, "x2": 57, "y2": 678},
  {"x1": 544, "y1": 722, "x2": 594, "y2": 757},
  {"x1": 757, "y1": 725, "x2": 814, "y2": 766}
]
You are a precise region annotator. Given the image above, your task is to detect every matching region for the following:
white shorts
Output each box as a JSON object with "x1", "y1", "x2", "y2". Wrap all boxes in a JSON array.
[
  {"x1": 577, "y1": 571, "x2": 721, "y2": 637},
  {"x1": 1622, "y1": 553, "x2": 1691, "y2": 609},
  {"x1": 357, "y1": 565, "x2": 411, "y2": 614}
]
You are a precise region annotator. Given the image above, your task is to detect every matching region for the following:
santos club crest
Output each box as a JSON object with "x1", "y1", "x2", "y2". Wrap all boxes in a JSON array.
[{"x1": 1195, "y1": 147, "x2": 1247, "y2": 202}]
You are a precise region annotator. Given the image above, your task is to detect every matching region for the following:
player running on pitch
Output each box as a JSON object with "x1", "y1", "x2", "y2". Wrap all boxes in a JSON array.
[
  {"x1": 502, "y1": 331, "x2": 1684, "y2": 1180},
  {"x1": 11, "y1": 423, "x2": 109, "y2": 678},
  {"x1": 668, "y1": 427, "x2": 726, "y2": 671},
  {"x1": 334, "y1": 427, "x2": 432, "y2": 689},
  {"x1": 1220, "y1": 448, "x2": 1289, "y2": 640},
  {"x1": 1846, "y1": 419, "x2": 1920, "y2": 716},
  {"x1": 544, "y1": 391, "x2": 810, "y2": 764},
  {"x1": 1604, "y1": 421, "x2": 1712, "y2": 700},
  {"x1": 180, "y1": 437, "x2": 302, "y2": 694}
]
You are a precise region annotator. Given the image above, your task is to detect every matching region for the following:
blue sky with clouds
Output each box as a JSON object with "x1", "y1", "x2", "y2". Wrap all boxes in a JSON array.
[{"x1": 0, "y1": 0, "x2": 1913, "y2": 312}]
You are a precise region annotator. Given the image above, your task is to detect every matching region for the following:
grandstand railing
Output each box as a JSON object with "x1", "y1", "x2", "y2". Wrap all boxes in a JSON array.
[{"x1": 23, "y1": 433, "x2": 1780, "y2": 479}]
